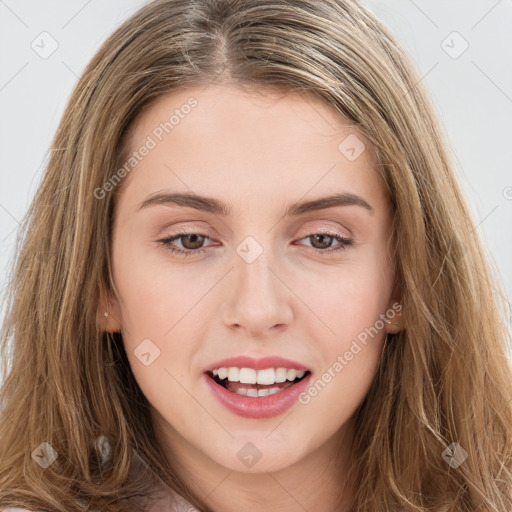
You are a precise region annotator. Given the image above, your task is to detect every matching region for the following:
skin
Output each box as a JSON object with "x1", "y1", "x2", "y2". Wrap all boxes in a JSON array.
[{"x1": 98, "y1": 83, "x2": 404, "y2": 512}]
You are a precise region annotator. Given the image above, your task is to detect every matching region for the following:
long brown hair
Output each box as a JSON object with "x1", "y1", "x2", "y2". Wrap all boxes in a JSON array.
[{"x1": 1, "y1": 0, "x2": 511, "y2": 510}]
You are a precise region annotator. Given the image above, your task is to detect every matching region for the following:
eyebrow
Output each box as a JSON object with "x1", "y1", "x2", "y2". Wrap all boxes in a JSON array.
[{"x1": 136, "y1": 191, "x2": 374, "y2": 216}]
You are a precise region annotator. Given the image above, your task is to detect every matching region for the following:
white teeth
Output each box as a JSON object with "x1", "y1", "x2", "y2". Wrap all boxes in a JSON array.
[
  {"x1": 211, "y1": 366, "x2": 308, "y2": 385},
  {"x1": 256, "y1": 368, "x2": 275, "y2": 385},
  {"x1": 239, "y1": 367, "x2": 257, "y2": 384},
  {"x1": 234, "y1": 386, "x2": 283, "y2": 397},
  {"x1": 232, "y1": 382, "x2": 294, "y2": 397},
  {"x1": 287, "y1": 369, "x2": 297, "y2": 381},
  {"x1": 227, "y1": 367, "x2": 240, "y2": 382},
  {"x1": 275, "y1": 367, "x2": 288, "y2": 383}
]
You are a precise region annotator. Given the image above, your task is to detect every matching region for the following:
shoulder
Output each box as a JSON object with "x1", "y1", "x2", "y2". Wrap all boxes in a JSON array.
[
  {"x1": 1, "y1": 509, "x2": 38, "y2": 512},
  {"x1": 1, "y1": 507, "x2": 48, "y2": 512}
]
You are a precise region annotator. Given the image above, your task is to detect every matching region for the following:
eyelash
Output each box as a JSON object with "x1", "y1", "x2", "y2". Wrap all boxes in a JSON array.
[{"x1": 157, "y1": 230, "x2": 353, "y2": 257}]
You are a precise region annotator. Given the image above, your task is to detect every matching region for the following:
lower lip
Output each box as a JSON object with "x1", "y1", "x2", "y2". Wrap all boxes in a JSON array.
[{"x1": 203, "y1": 372, "x2": 312, "y2": 419}]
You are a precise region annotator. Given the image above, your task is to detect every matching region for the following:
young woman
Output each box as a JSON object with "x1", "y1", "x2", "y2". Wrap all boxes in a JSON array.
[{"x1": 1, "y1": 0, "x2": 511, "y2": 511}]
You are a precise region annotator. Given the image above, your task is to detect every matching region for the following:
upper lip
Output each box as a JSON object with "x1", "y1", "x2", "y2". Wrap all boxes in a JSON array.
[{"x1": 203, "y1": 355, "x2": 311, "y2": 373}]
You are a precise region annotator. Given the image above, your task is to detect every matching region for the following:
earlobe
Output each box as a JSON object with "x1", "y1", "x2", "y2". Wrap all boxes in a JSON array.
[
  {"x1": 385, "y1": 300, "x2": 404, "y2": 334},
  {"x1": 385, "y1": 319, "x2": 403, "y2": 335},
  {"x1": 96, "y1": 291, "x2": 122, "y2": 333}
]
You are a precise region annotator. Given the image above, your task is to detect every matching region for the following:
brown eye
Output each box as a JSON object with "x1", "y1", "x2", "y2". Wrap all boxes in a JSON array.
[
  {"x1": 178, "y1": 234, "x2": 206, "y2": 250},
  {"x1": 296, "y1": 231, "x2": 353, "y2": 255},
  {"x1": 308, "y1": 234, "x2": 335, "y2": 250},
  {"x1": 158, "y1": 232, "x2": 213, "y2": 256}
]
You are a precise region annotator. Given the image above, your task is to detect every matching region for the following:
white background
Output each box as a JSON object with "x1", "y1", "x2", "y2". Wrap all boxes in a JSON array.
[{"x1": 1, "y1": 1, "x2": 511, "y2": 366}]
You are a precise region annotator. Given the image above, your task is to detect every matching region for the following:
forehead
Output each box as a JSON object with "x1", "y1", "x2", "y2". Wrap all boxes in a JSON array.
[{"x1": 116, "y1": 84, "x2": 387, "y2": 216}]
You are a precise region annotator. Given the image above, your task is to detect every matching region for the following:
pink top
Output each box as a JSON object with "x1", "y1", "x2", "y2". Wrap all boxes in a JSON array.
[
  {"x1": 2, "y1": 488, "x2": 196, "y2": 512},
  {"x1": 147, "y1": 487, "x2": 197, "y2": 511}
]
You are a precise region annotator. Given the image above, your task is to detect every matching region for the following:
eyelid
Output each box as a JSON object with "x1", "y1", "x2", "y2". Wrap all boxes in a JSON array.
[
  {"x1": 297, "y1": 219, "x2": 353, "y2": 237},
  {"x1": 297, "y1": 225, "x2": 349, "y2": 238}
]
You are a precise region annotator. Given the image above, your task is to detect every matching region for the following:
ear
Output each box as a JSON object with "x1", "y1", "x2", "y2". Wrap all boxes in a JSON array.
[
  {"x1": 96, "y1": 288, "x2": 122, "y2": 333},
  {"x1": 385, "y1": 297, "x2": 404, "y2": 335}
]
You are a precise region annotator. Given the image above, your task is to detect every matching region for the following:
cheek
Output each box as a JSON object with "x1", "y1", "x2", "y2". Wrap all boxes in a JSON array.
[
  {"x1": 306, "y1": 258, "x2": 392, "y2": 340},
  {"x1": 112, "y1": 235, "x2": 202, "y2": 335},
  {"x1": 297, "y1": 277, "x2": 388, "y2": 428},
  {"x1": 298, "y1": 251, "x2": 391, "y2": 385},
  {"x1": 111, "y1": 242, "x2": 207, "y2": 399}
]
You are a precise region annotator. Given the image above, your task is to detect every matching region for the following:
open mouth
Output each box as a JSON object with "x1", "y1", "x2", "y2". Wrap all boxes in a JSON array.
[{"x1": 207, "y1": 369, "x2": 311, "y2": 397}]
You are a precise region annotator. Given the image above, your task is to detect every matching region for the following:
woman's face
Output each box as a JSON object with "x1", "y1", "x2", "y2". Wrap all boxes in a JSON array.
[{"x1": 105, "y1": 84, "x2": 399, "y2": 475}]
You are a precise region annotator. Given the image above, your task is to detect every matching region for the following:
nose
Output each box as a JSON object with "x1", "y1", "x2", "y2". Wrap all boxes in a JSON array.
[{"x1": 222, "y1": 244, "x2": 294, "y2": 338}]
